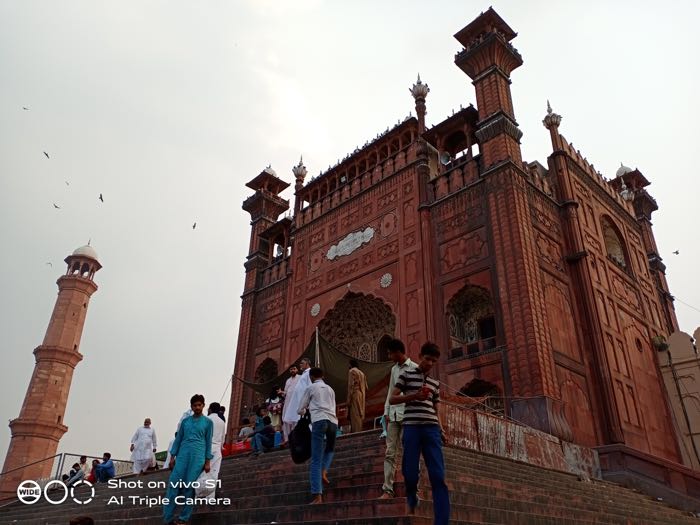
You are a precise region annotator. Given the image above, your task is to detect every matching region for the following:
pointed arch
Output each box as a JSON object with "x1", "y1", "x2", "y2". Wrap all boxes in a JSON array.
[
  {"x1": 460, "y1": 378, "x2": 504, "y2": 414},
  {"x1": 254, "y1": 358, "x2": 278, "y2": 384},
  {"x1": 601, "y1": 215, "x2": 628, "y2": 269},
  {"x1": 318, "y1": 292, "x2": 396, "y2": 362},
  {"x1": 445, "y1": 284, "x2": 497, "y2": 359}
]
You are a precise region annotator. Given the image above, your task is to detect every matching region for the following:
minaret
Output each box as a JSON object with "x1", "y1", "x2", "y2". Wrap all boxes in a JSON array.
[
  {"x1": 227, "y1": 167, "x2": 290, "y2": 440},
  {"x1": 0, "y1": 245, "x2": 101, "y2": 496},
  {"x1": 453, "y1": 9, "x2": 572, "y2": 441},
  {"x1": 454, "y1": 7, "x2": 524, "y2": 167},
  {"x1": 610, "y1": 166, "x2": 679, "y2": 334}
]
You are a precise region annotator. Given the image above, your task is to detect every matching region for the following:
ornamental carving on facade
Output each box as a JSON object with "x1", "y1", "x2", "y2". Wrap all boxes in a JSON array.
[
  {"x1": 380, "y1": 273, "x2": 393, "y2": 288},
  {"x1": 326, "y1": 227, "x2": 375, "y2": 261},
  {"x1": 380, "y1": 213, "x2": 398, "y2": 237}
]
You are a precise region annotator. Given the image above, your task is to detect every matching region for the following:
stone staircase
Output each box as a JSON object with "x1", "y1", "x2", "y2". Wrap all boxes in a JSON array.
[{"x1": 0, "y1": 430, "x2": 698, "y2": 524}]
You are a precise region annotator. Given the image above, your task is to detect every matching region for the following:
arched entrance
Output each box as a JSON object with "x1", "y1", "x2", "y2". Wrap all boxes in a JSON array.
[
  {"x1": 318, "y1": 292, "x2": 396, "y2": 362},
  {"x1": 253, "y1": 358, "x2": 278, "y2": 405},
  {"x1": 460, "y1": 378, "x2": 504, "y2": 415}
]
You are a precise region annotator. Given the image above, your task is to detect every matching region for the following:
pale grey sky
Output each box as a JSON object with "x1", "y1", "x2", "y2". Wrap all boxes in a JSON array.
[{"x1": 1, "y1": 0, "x2": 699, "y2": 465}]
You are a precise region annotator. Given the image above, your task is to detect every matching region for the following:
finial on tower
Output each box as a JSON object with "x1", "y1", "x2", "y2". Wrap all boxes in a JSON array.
[
  {"x1": 292, "y1": 156, "x2": 307, "y2": 191},
  {"x1": 409, "y1": 73, "x2": 430, "y2": 100},
  {"x1": 542, "y1": 100, "x2": 562, "y2": 130},
  {"x1": 410, "y1": 74, "x2": 429, "y2": 134}
]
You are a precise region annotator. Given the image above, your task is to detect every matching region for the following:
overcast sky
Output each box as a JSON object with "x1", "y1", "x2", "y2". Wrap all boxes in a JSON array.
[{"x1": 1, "y1": 1, "x2": 699, "y2": 466}]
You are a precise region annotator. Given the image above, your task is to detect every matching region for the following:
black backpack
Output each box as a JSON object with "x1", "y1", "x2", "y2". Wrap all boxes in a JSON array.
[{"x1": 289, "y1": 412, "x2": 312, "y2": 464}]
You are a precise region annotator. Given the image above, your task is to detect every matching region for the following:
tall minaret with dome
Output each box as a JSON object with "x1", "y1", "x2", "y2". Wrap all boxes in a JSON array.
[{"x1": 0, "y1": 244, "x2": 101, "y2": 497}]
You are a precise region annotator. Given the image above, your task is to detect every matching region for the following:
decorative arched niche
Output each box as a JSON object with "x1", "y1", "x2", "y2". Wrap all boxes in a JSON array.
[
  {"x1": 601, "y1": 216, "x2": 628, "y2": 270},
  {"x1": 445, "y1": 284, "x2": 497, "y2": 359}
]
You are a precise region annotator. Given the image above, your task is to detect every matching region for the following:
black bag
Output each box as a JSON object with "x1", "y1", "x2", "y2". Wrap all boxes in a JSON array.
[{"x1": 289, "y1": 412, "x2": 312, "y2": 464}]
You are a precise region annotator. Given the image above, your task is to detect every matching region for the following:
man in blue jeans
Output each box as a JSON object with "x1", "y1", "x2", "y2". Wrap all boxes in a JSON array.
[
  {"x1": 389, "y1": 342, "x2": 450, "y2": 525},
  {"x1": 251, "y1": 416, "x2": 276, "y2": 455},
  {"x1": 298, "y1": 367, "x2": 337, "y2": 504}
]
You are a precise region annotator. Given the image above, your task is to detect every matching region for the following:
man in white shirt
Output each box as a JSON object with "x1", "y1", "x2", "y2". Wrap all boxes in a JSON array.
[
  {"x1": 281, "y1": 365, "x2": 300, "y2": 444},
  {"x1": 379, "y1": 338, "x2": 417, "y2": 499},
  {"x1": 78, "y1": 455, "x2": 91, "y2": 478},
  {"x1": 207, "y1": 402, "x2": 227, "y2": 481},
  {"x1": 298, "y1": 367, "x2": 337, "y2": 505},
  {"x1": 130, "y1": 418, "x2": 158, "y2": 475},
  {"x1": 284, "y1": 358, "x2": 312, "y2": 428}
]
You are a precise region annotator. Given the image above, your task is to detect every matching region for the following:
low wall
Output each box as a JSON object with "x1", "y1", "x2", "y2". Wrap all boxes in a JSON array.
[
  {"x1": 598, "y1": 444, "x2": 700, "y2": 512},
  {"x1": 440, "y1": 403, "x2": 600, "y2": 479}
]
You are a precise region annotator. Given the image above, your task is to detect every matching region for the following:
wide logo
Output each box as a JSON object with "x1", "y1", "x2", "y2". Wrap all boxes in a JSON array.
[{"x1": 17, "y1": 479, "x2": 95, "y2": 505}]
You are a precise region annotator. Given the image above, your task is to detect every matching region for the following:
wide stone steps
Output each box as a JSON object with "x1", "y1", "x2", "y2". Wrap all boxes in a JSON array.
[{"x1": 0, "y1": 430, "x2": 697, "y2": 524}]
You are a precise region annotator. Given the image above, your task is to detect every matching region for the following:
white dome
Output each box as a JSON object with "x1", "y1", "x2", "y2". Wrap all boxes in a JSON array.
[
  {"x1": 263, "y1": 166, "x2": 277, "y2": 177},
  {"x1": 72, "y1": 245, "x2": 99, "y2": 261},
  {"x1": 616, "y1": 164, "x2": 633, "y2": 178}
]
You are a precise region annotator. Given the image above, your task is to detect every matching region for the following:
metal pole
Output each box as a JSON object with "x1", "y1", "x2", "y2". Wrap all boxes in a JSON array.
[{"x1": 315, "y1": 327, "x2": 320, "y2": 367}]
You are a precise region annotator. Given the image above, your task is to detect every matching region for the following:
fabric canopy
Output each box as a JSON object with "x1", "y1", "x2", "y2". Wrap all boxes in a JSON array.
[{"x1": 234, "y1": 333, "x2": 393, "y2": 404}]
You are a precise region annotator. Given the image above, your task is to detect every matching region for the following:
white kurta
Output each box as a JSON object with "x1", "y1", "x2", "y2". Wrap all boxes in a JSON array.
[
  {"x1": 207, "y1": 413, "x2": 226, "y2": 480},
  {"x1": 163, "y1": 408, "x2": 192, "y2": 469},
  {"x1": 282, "y1": 369, "x2": 311, "y2": 425},
  {"x1": 131, "y1": 426, "x2": 157, "y2": 473},
  {"x1": 281, "y1": 375, "x2": 300, "y2": 423},
  {"x1": 177, "y1": 409, "x2": 193, "y2": 431},
  {"x1": 162, "y1": 437, "x2": 176, "y2": 469}
]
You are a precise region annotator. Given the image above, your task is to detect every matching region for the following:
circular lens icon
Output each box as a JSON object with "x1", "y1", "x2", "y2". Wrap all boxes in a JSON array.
[
  {"x1": 71, "y1": 479, "x2": 95, "y2": 504},
  {"x1": 16, "y1": 480, "x2": 42, "y2": 505},
  {"x1": 43, "y1": 479, "x2": 68, "y2": 505}
]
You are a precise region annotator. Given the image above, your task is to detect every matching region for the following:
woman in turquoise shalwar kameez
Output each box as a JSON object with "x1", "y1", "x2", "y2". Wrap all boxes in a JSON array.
[{"x1": 163, "y1": 394, "x2": 213, "y2": 524}]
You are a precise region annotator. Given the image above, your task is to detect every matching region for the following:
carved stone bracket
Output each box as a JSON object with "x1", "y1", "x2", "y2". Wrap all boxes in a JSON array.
[{"x1": 475, "y1": 112, "x2": 523, "y2": 143}]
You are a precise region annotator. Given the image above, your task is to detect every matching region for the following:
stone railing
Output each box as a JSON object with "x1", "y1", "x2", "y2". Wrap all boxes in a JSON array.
[
  {"x1": 430, "y1": 154, "x2": 480, "y2": 201},
  {"x1": 439, "y1": 401, "x2": 600, "y2": 479},
  {"x1": 260, "y1": 257, "x2": 289, "y2": 287},
  {"x1": 297, "y1": 146, "x2": 414, "y2": 228}
]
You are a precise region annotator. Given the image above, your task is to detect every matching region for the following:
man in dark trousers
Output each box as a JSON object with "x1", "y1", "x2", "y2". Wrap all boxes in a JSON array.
[
  {"x1": 389, "y1": 342, "x2": 449, "y2": 525},
  {"x1": 298, "y1": 367, "x2": 337, "y2": 505}
]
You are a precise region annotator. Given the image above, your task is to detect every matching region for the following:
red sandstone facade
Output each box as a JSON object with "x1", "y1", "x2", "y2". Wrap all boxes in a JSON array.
[
  {"x1": 228, "y1": 8, "x2": 682, "y2": 474},
  {"x1": 0, "y1": 246, "x2": 101, "y2": 497}
]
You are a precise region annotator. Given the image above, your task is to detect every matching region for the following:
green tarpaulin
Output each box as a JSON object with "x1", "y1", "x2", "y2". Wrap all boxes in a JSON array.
[{"x1": 234, "y1": 334, "x2": 393, "y2": 404}]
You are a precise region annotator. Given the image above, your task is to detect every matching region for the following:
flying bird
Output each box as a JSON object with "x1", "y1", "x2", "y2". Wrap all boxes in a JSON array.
[
  {"x1": 22, "y1": 107, "x2": 29, "y2": 111},
  {"x1": 45, "y1": 262, "x2": 52, "y2": 267},
  {"x1": 673, "y1": 250, "x2": 679, "y2": 255},
  {"x1": 53, "y1": 203, "x2": 60, "y2": 209},
  {"x1": 192, "y1": 222, "x2": 197, "y2": 230},
  {"x1": 43, "y1": 151, "x2": 50, "y2": 159},
  {"x1": 99, "y1": 193, "x2": 104, "y2": 203},
  {"x1": 65, "y1": 181, "x2": 70, "y2": 186}
]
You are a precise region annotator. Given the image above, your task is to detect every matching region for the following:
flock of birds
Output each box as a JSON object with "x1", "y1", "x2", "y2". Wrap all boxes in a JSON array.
[
  {"x1": 24, "y1": 104, "x2": 106, "y2": 211},
  {"x1": 22, "y1": 105, "x2": 199, "y2": 269},
  {"x1": 25, "y1": 103, "x2": 677, "y2": 267}
]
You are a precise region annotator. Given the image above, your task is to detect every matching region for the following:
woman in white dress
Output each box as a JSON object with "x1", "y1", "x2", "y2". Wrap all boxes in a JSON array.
[{"x1": 130, "y1": 418, "x2": 158, "y2": 474}]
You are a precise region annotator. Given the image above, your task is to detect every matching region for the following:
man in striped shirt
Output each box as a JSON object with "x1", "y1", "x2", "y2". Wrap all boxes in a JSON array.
[{"x1": 389, "y1": 342, "x2": 449, "y2": 525}]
